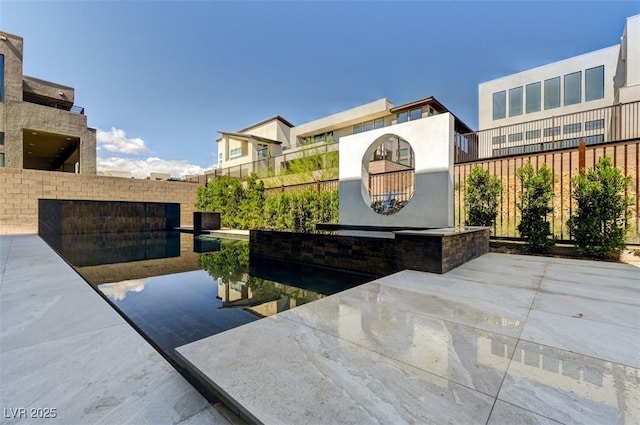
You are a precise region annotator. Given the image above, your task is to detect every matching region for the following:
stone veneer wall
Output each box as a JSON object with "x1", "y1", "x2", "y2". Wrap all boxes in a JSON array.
[
  {"x1": 0, "y1": 168, "x2": 199, "y2": 234},
  {"x1": 251, "y1": 227, "x2": 490, "y2": 275},
  {"x1": 250, "y1": 230, "x2": 398, "y2": 276}
]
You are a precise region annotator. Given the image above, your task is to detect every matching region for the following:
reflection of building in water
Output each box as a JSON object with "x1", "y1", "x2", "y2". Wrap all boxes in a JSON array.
[
  {"x1": 483, "y1": 338, "x2": 639, "y2": 424},
  {"x1": 99, "y1": 279, "x2": 147, "y2": 301},
  {"x1": 217, "y1": 276, "x2": 324, "y2": 318}
]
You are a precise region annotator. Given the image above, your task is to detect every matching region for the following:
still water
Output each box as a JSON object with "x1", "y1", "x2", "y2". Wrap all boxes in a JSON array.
[{"x1": 49, "y1": 231, "x2": 375, "y2": 369}]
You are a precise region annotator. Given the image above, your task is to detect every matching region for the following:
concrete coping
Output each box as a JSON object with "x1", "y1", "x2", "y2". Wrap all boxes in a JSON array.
[{"x1": 394, "y1": 226, "x2": 489, "y2": 237}]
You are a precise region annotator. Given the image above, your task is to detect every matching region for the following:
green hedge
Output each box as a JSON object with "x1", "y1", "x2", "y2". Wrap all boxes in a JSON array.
[{"x1": 195, "y1": 174, "x2": 338, "y2": 231}]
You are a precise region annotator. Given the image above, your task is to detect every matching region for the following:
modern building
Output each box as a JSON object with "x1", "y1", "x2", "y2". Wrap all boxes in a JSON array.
[
  {"x1": 215, "y1": 96, "x2": 472, "y2": 177},
  {"x1": 474, "y1": 14, "x2": 640, "y2": 158},
  {"x1": 0, "y1": 30, "x2": 96, "y2": 173}
]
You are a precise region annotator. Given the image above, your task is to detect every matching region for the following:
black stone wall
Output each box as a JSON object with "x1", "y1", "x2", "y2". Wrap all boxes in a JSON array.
[{"x1": 39, "y1": 199, "x2": 180, "y2": 236}]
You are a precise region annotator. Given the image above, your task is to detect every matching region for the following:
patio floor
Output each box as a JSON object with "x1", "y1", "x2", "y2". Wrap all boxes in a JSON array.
[{"x1": 177, "y1": 253, "x2": 640, "y2": 425}]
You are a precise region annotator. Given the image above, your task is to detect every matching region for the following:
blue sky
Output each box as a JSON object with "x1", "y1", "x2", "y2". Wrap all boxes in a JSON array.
[{"x1": 2, "y1": 1, "x2": 638, "y2": 177}]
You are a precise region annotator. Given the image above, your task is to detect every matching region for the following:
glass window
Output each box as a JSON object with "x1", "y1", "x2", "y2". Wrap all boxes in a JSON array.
[
  {"x1": 526, "y1": 130, "x2": 541, "y2": 140},
  {"x1": 0, "y1": 153, "x2": 4, "y2": 167},
  {"x1": 585, "y1": 119, "x2": 604, "y2": 131},
  {"x1": 353, "y1": 124, "x2": 362, "y2": 134},
  {"x1": 543, "y1": 126, "x2": 561, "y2": 137},
  {"x1": 563, "y1": 123, "x2": 581, "y2": 134},
  {"x1": 508, "y1": 133, "x2": 523, "y2": 143},
  {"x1": 491, "y1": 135, "x2": 506, "y2": 145},
  {"x1": 526, "y1": 82, "x2": 541, "y2": 113},
  {"x1": 585, "y1": 65, "x2": 604, "y2": 101},
  {"x1": 493, "y1": 91, "x2": 506, "y2": 120},
  {"x1": 509, "y1": 87, "x2": 523, "y2": 117},
  {"x1": 564, "y1": 71, "x2": 582, "y2": 106},
  {"x1": 374, "y1": 118, "x2": 384, "y2": 129},
  {"x1": 363, "y1": 120, "x2": 374, "y2": 131},
  {"x1": 409, "y1": 108, "x2": 422, "y2": 120},
  {"x1": 544, "y1": 77, "x2": 560, "y2": 110},
  {"x1": 397, "y1": 111, "x2": 408, "y2": 123},
  {"x1": 0, "y1": 54, "x2": 4, "y2": 102}
]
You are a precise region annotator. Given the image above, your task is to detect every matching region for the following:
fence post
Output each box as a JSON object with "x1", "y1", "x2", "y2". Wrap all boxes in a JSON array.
[{"x1": 578, "y1": 140, "x2": 586, "y2": 176}]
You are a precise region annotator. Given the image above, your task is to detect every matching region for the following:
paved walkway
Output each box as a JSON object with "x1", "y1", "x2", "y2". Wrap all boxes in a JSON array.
[
  {"x1": 178, "y1": 253, "x2": 640, "y2": 425},
  {"x1": 0, "y1": 235, "x2": 230, "y2": 425}
]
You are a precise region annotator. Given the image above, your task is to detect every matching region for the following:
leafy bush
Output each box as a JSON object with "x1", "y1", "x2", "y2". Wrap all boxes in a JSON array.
[
  {"x1": 197, "y1": 174, "x2": 338, "y2": 232},
  {"x1": 567, "y1": 156, "x2": 632, "y2": 258},
  {"x1": 516, "y1": 162, "x2": 555, "y2": 253},
  {"x1": 464, "y1": 166, "x2": 502, "y2": 227}
]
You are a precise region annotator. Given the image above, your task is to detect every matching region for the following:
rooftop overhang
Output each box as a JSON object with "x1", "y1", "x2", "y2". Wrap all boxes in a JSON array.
[
  {"x1": 217, "y1": 131, "x2": 282, "y2": 145},
  {"x1": 23, "y1": 75, "x2": 75, "y2": 105},
  {"x1": 236, "y1": 115, "x2": 295, "y2": 133},
  {"x1": 390, "y1": 95, "x2": 474, "y2": 134}
]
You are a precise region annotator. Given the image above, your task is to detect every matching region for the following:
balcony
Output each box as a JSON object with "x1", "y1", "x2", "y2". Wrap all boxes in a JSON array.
[
  {"x1": 454, "y1": 101, "x2": 640, "y2": 163},
  {"x1": 23, "y1": 92, "x2": 85, "y2": 115}
]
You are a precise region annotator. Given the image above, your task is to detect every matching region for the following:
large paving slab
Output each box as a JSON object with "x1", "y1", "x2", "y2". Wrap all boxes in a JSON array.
[
  {"x1": 0, "y1": 235, "x2": 229, "y2": 425},
  {"x1": 177, "y1": 252, "x2": 640, "y2": 425}
]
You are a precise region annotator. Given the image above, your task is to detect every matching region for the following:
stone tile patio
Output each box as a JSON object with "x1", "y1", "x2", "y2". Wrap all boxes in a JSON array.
[
  {"x1": 178, "y1": 253, "x2": 640, "y2": 425},
  {"x1": 0, "y1": 235, "x2": 230, "y2": 425}
]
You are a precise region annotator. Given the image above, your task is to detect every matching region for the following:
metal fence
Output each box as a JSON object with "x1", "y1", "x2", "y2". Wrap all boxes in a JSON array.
[
  {"x1": 264, "y1": 179, "x2": 340, "y2": 197},
  {"x1": 215, "y1": 142, "x2": 339, "y2": 180},
  {"x1": 454, "y1": 139, "x2": 640, "y2": 243},
  {"x1": 455, "y1": 101, "x2": 640, "y2": 163}
]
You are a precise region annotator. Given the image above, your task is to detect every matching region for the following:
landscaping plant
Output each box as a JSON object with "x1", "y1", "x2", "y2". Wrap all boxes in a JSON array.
[
  {"x1": 567, "y1": 156, "x2": 632, "y2": 258},
  {"x1": 516, "y1": 162, "x2": 555, "y2": 253},
  {"x1": 464, "y1": 166, "x2": 502, "y2": 228}
]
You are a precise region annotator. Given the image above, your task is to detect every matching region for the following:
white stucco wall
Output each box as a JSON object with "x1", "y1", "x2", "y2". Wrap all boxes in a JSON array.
[
  {"x1": 479, "y1": 45, "x2": 620, "y2": 130},
  {"x1": 339, "y1": 113, "x2": 454, "y2": 228}
]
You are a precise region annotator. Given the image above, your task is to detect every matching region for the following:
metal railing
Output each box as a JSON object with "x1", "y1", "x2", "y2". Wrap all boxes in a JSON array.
[
  {"x1": 214, "y1": 142, "x2": 339, "y2": 180},
  {"x1": 455, "y1": 101, "x2": 639, "y2": 162}
]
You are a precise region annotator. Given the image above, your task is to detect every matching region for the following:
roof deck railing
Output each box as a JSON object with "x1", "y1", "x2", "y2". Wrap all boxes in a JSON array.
[{"x1": 455, "y1": 101, "x2": 639, "y2": 163}]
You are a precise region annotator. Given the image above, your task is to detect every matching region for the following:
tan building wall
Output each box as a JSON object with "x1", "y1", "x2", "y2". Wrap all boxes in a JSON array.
[
  {"x1": 0, "y1": 30, "x2": 97, "y2": 174},
  {"x1": 0, "y1": 168, "x2": 199, "y2": 234}
]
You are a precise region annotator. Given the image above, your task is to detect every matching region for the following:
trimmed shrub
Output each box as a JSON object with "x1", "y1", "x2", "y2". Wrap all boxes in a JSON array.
[
  {"x1": 516, "y1": 162, "x2": 555, "y2": 253},
  {"x1": 465, "y1": 166, "x2": 502, "y2": 228},
  {"x1": 567, "y1": 156, "x2": 632, "y2": 258}
]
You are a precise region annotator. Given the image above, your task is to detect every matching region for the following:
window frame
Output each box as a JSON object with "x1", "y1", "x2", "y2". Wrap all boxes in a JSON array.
[
  {"x1": 493, "y1": 91, "x2": 506, "y2": 120},
  {"x1": 544, "y1": 77, "x2": 561, "y2": 110},
  {"x1": 509, "y1": 86, "x2": 523, "y2": 117},
  {"x1": 525, "y1": 82, "x2": 541, "y2": 114},
  {"x1": 585, "y1": 65, "x2": 605, "y2": 102},
  {"x1": 564, "y1": 71, "x2": 582, "y2": 106}
]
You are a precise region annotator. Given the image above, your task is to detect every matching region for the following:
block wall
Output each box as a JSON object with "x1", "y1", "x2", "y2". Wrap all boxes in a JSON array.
[{"x1": 0, "y1": 168, "x2": 199, "y2": 234}]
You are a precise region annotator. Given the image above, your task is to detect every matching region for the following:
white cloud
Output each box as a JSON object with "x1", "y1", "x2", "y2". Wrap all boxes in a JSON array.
[
  {"x1": 98, "y1": 156, "x2": 208, "y2": 179},
  {"x1": 97, "y1": 127, "x2": 149, "y2": 154}
]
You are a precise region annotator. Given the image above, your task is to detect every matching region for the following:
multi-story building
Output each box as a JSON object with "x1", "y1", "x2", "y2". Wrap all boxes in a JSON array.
[
  {"x1": 0, "y1": 30, "x2": 96, "y2": 173},
  {"x1": 474, "y1": 14, "x2": 639, "y2": 158},
  {"x1": 215, "y1": 96, "x2": 472, "y2": 178}
]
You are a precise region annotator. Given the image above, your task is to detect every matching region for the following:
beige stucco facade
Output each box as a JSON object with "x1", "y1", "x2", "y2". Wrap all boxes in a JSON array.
[
  {"x1": 479, "y1": 14, "x2": 640, "y2": 131},
  {"x1": 0, "y1": 30, "x2": 96, "y2": 174}
]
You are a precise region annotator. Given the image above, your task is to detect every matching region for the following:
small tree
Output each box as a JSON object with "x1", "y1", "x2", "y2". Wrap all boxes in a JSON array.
[
  {"x1": 517, "y1": 162, "x2": 555, "y2": 253},
  {"x1": 465, "y1": 166, "x2": 502, "y2": 227},
  {"x1": 567, "y1": 156, "x2": 632, "y2": 258}
]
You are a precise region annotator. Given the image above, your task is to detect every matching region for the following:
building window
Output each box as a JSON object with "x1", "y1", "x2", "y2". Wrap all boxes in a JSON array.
[
  {"x1": 374, "y1": 118, "x2": 384, "y2": 129},
  {"x1": 0, "y1": 132, "x2": 4, "y2": 145},
  {"x1": 563, "y1": 123, "x2": 582, "y2": 134},
  {"x1": 564, "y1": 71, "x2": 581, "y2": 106},
  {"x1": 0, "y1": 54, "x2": 4, "y2": 102},
  {"x1": 544, "y1": 77, "x2": 560, "y2": 110},
  {"x1": 493, "y1": 91, "x2": 506, "y2": 120},
  {"x1": 230, "y1": 147, "x2": 243, "y2": 158},
  {"x1": 585, "y1": 65, "x2": 604, "y2": 102},
  {"x1": 409, "y1": 108, "x2": 422, "y2": 121},
  {"x1": 509, "y1": 87, "x2": 523, "y2": 117},
  {"x1": 491, "y1": 135, "x2": 506, "y2": 145},
  {"x1": 526, "y1": 82, "x2": 541, "y2": 113},
  {"x1": 508, "y1": 133, "x2": 523, "y2": 143},
  {"x1": 363, "y1": 120, "x2": 374, "y2": 132},
  {"x1": 0, "y1": 153, "x2": 4, "y2": 167},
  {"x1": 585, "y1": 119, "x2": 605, "y2": 131},
  {"x1": 397, "y1": 111, "x2": 408, "y2": 123},
  {"x1": 526, "y1": 130, "x2": 541, "y2": 140},
  {"x1": 543, "y1": 126, "x2": 561, "y2": 137},
  {"x1": 353, "y1": 123, "x2": 363, "y2": 134}
]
